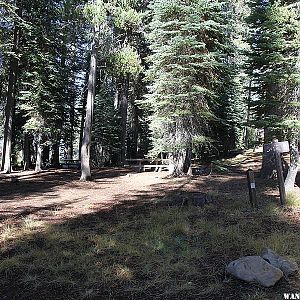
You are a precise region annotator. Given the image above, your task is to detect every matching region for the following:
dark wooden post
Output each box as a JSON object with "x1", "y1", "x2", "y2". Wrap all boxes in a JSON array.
[
  {"x1": 246, "y1": 169, "x2": 258, "y2": 209},
  {"x1": 274, "y1": 150, "x2": 286, "y2": 206}
]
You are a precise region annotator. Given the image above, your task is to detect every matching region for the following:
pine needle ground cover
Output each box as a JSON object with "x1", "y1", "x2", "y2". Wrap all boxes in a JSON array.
[{"x1": 0, "y1": 153, "x2": 300, "y2": 299}]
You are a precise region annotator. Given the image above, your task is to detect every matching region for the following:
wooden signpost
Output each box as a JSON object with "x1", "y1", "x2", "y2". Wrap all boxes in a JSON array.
[
  {"x1": 263, "y1": 140, "x2": 289, "y2": 206},
  {"x1": 246, "y1": 169, "x2": 258, "y2": 209}
]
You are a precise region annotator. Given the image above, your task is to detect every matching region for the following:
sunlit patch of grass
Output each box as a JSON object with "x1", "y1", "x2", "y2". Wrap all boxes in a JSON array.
[
  {"x1": 249, "y1": 231, "x2": 300, "y2": 257},
  {"x1": 22, "y1": 216, "x2": 44, "y2": 230},
  {"x1": 0, "y1": 223, "x2": 18, "y2": 243},
  {"x1": 115, "y1": 265, "x2": 133, "y2": 281},
  {"x1": 286, "y1": 191, "x2": 300, "y2": 207}
]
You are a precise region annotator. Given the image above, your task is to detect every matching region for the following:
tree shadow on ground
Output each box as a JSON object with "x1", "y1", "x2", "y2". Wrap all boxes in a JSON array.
[
  {"x1": 0, "y1": 168, "x2": 134, "y2": 199},
  {"x1": 1, "y1": 171, "x2": 300, "y2": 300}
]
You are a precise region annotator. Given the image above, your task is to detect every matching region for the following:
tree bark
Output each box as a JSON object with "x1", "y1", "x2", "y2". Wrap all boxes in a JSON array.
[
  {"x1": 168, "y1": 150, "x2": 186, "y2": 177},
  {"x1": 1, "y1": 12, "x2": 21, "y2": 173},
  {"x1": 35, "y1": 133, "x2": 43, "y2": 173},
  {"x1": 131, "y1": 103, "x2": 139, "y2": 159},
  {"x1": 80, "y1": 32, "x2": 97, "y2": 181},
  {"x1": 285, "y1": 139, "x2": 299, "y2": 192},
  {"x1": 118, "y1": 76, "x2": 129, "y2": 166},
  {"x1": 52, "y1": 142, "x2": 60, "y2": 168},
  {"x1": 23, "y1": 133, "x2": 31, "y2": 170}
]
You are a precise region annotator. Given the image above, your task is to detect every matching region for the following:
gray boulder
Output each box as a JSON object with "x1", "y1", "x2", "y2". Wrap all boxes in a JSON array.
[
  {"x1": 226, "y1": 256, "x2": 283, "y2": 287},
  {"x1": 261, "y1": 248, "x2": 299, "y2": 277}
]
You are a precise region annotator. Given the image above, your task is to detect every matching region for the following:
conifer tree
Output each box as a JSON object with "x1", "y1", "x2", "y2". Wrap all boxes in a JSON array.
[
  {"x1": 248, "y1": 0, "x2": 300, "y2": 185},
  {"x1": 145, "y1": 0, "x2": 227, "y2": 176}
]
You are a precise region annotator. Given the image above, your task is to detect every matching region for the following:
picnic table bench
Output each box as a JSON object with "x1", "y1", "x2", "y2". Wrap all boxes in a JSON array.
[
  {"x1": 125, "y1": 158, "x2": 169, "y2": 172},
  {"x1": 61, "y1": 159, "x2": 81, "y2": 169}
]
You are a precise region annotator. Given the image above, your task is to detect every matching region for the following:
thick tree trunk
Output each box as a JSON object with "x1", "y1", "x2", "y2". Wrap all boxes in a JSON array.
[
  {"x1": 168, "y1": 150, "x2": 186, "y2": 177},
  {"x1": 183, "y1": 145, "x2": 192, "y2": 174},
  {"x1": 285, "y1": 139, "x2": 299, "y2": 192},
  {"x1": 80, "y1": 34, "x2": 97, "y2": 181},
  {"x1": 35, "y1": 134, "x2": 43, "y2": 173},
  {"x1": 260, "y1": 137, "x2": 277, "y2": 178},
  {"x1": 1, "y1": 16, "x2": 21, "y2": 173}
]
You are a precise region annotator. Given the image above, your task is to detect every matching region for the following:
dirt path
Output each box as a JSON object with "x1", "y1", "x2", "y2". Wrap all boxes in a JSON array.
[{"x1": 0, "y1": 168, "x2": 189, "y2": 223}]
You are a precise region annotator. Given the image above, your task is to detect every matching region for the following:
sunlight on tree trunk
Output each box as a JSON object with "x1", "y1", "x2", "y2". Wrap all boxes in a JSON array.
[
  {"x1": 80, "y1": 32, "x2": 97, "y2": 181},
  {"x1": 35, "y1": 133, "x2": 43, "y2": 173},
  {"x1": 1, "y1": 17, "x2": 20, "y2": 173},
  {"x1": 285, "y1": 139, "x2": 299, "y2": 192}
]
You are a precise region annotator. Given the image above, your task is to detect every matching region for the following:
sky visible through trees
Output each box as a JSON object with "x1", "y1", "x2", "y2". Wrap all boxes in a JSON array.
[{"x1": 0, "y1": 0, "x2": 299, "y2": 181}]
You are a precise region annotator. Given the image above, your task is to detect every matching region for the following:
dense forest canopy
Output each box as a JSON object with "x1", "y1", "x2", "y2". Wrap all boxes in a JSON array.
[{"x1": 0, "y1": 0, "x2": 299, "y2": 180}]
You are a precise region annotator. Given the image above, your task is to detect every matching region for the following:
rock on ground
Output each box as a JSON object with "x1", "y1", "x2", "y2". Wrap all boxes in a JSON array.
[
  {"x1": 227, "y1": 256, "x2": 283, "y2": 287},
  {"x1": 261, "y1": 248, "x2": 299, "y2": 277}
]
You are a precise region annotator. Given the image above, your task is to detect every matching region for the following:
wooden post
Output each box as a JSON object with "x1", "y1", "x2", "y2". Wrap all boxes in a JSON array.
[
  {"x1": 246, "y1": 169, "x2": 258, "y2": 209},
  {"x1": 274, "y1": 150, "x2": 286, "y2": 206}
]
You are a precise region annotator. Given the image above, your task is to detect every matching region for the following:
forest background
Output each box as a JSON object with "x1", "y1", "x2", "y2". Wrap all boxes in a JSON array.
[{"x1": 0, "y1": 0, "x2": 300, "y2": 183}]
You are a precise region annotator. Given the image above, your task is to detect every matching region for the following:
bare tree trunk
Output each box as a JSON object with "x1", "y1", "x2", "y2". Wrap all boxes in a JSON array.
[
  {"x1": 80, "y1": 33, "x2": 97, "y2": 181},
  {"x1": 52, "y1": 142, "x2": 60, "y2": 168},
  {"x1": 118, "y1": 76, "x2": 129, "y2": 166},
  {"x1": 131, "y1": 103, "x2": 139, "y2": 159},
  {"x1": 285, "y1": 139, "x2": 299, "y2": 192},
  {"x1": 35, "y1": 133, "x2": 43, "y2": 173},
  {"x1": 183, "y1": 145, "x2": 192, "y2": 174},
  {"x1": 1, "y1": 14, "x2": 21, "y2": 173},
  {"x1": 23, "y1": 133, "x2": 31, "y2": 170},
  {"x1": 168, "y1": 150, "x2": 186, "y2": 177}
]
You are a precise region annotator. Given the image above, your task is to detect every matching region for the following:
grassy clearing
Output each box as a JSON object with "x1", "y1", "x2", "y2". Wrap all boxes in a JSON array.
[
  {"x1": 1, "y1": 153, "x2": 300, "y2": 299},
  {"x1": 0, "y1": 199, "x2": 299, "y2": 300}
]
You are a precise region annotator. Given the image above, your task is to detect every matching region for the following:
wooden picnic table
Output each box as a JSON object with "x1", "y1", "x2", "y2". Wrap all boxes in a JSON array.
[
  {"x1": 61, "y1": 159, "x2": 81, "y2": 169},
  {"x1": 125, "y1": 158, "x2": 169, "y2": 172}
]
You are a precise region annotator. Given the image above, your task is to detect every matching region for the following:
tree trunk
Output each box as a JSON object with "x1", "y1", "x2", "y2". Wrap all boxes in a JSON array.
[
  {"x1": 80, "y1": 32, "x2": 97, "y2": 181},
  {"x1": 183, "y1": 145, "x2": 192, "y2": 174},
  {"x1": 131, "y1": 103, "x2": 139, "y2": 158},
  {"x1": 52, "y1": 142, "x2": 60, "y2": 168},
  {"x1": 118, "y1": 76, "x2": 129, "y2": 166},
  {"x1": 168, "y1": 150, "x2": 186, "y2": 177},
  {"x1": 35, "y1": 133, "x2": 43, "y2": 173},
  {"x1": 260, "y1": 137, "x2": 277, "y2": 178},
  {"x1": 23, "y1": 133, "x2": 31, "y2": 170},
  {"x1": 285, "y1": 139, "x2": 299, "y2": 192},
  {"x1": 1, "y1": 13, "x2": 21, "y2": 173}
]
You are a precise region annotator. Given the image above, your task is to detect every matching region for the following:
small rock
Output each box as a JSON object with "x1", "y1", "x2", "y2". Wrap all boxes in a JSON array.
[
  {"x1": 226, "y1": 256, "x2": 283, "y2": 287},
  {"x1": 261, "y1": 248, "x2": 299, "y2": 277}
]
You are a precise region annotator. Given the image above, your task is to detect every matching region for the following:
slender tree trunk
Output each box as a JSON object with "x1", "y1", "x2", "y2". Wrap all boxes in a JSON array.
[
  {"x1": 35, "y1": 133, "x2": 43, "y2": 173},
  {"x1": 285, "y1": 139, "x2": 299, "y2": 192},
  {"x1": 23, "y1": 133, "x2": 31, "y2": 170},
  {"x1": 244, "y1": 80, "x2": 252, "y2": 149},
  {"x1": 80, "y1": 32, "x2": 97, "y2": 181},
  {"x1": 52, "y1": 142, "x2": 60, "y2": 168},
  {"x1": 1, "y1": 14, "x2": 21, "y2": 173},
  {"x1": 69, "y1": 100, "x2": 75, "y2": 160},
  {"x1": 131, "y1": 104, "x2": 139, "y2": 159},
  {"x1": 118, "y1": 76, "x2": 129, "y2": 166}
]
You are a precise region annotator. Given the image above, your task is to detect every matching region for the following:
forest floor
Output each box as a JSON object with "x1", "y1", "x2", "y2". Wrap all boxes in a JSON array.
[{"x1": 0, "y1": 150, "x2": 300, "y2": 299}]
